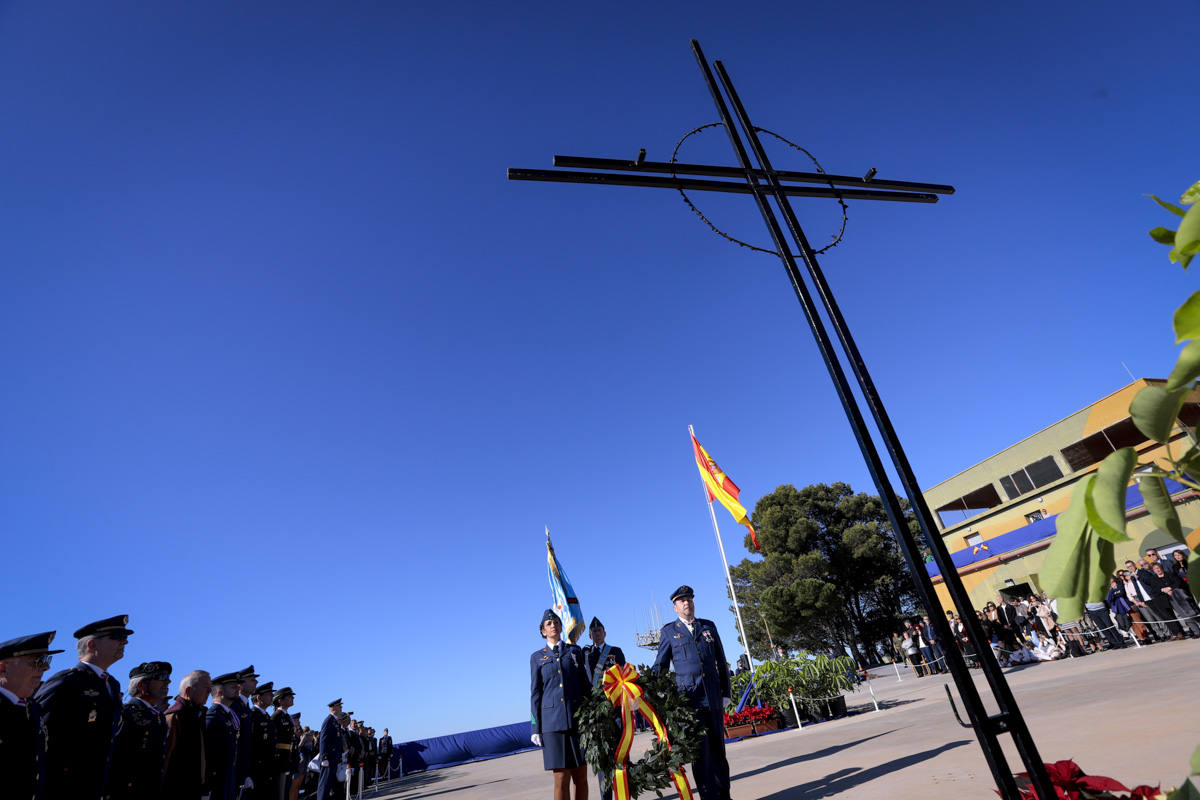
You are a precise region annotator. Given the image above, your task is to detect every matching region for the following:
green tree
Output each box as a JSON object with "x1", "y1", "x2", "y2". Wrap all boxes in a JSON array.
[{"x1": 727, "y1": 482, "x2": 921, "y2": 663}]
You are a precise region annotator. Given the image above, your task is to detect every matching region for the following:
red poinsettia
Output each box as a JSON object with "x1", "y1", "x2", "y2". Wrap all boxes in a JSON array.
[
  {"x1": 1006, "y1": 760, "x2": 1164, "y2": 800},
  {"x1": 723, "y1": 704, "x2": 777, "y2": 727}
]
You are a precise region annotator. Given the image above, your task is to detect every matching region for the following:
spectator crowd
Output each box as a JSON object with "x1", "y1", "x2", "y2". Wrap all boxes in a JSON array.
[
  {"x1": 892, "y1": 547, "x2": 1198, "y2": 672},
  {"x1": 0, "y1": 614, "x2": 395, "y2": 800}
]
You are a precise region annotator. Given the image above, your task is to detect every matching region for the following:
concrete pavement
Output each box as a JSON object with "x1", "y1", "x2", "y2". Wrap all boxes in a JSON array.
[{"x1": 365, "y1": 638, "x2": 1198, "y2": 799}]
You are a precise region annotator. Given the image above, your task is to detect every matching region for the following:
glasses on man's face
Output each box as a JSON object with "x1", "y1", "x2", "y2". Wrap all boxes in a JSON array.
[{"x1": 30, "y1": 654, "x2": 53, "y2": 669}]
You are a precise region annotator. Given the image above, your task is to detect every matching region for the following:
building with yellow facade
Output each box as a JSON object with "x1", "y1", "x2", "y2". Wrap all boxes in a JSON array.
[{"x1": 922, "y1": 378, "x2": 1200, "y2": 613}]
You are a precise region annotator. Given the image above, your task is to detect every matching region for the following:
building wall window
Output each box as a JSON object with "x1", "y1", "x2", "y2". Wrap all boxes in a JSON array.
[
  {"x1": 964, "y1": 533, "x2": 983, "y2": 550},
  {"x1": 936, "y1": 483, "x2": 1003, "y2": 528},
  {"x1": 999, "y1": 456, "x2": 1064, "y2": 501}
]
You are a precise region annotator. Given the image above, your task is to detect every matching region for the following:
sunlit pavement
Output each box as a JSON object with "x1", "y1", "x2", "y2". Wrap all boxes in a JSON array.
[{"x1": 367, "y1": 639, "x2": 1199, "y2": 799}]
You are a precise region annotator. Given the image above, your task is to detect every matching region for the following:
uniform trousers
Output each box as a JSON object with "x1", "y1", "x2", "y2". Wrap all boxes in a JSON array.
[
  {"x1": 691, "y1": 706, "x2": 731, "y2": 800},
  {"x1": 317, "y1": 765, "x2": 339, "y2": 800}
]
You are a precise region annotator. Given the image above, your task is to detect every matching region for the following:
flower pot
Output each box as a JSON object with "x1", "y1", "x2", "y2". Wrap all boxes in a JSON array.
[
  {"x1": 752, "y1": 717, "x2": 780, "y2": 734},
  {"x1": 815, "y1": 695, "x2": 847, "y2": 719},
  {"x1": 779, "y1": 706, "x2": 799, "y2": 728},
  {"x1": 724, "y1": 723, "x2": 754, "y2": 739}
]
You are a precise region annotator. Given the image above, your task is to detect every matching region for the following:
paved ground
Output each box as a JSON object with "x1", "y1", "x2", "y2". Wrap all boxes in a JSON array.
[{"x1": 363, "y1": 638, "x2": 1198, "y2": 799}]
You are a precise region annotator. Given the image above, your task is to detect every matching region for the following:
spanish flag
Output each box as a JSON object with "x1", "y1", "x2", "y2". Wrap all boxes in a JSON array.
[{"x1": 691, "y1": 433, "x2": 761, "y2": 552}]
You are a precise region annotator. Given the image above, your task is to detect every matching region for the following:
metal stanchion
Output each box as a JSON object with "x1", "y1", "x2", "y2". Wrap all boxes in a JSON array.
[
  {"x1": 787, "y1": 687, "x2": 802, "y2": 730},
  {"x1": 863, "y1": 671, "x2": 880, "y2": 712},
  {"x1": 892, "y1": 661, "x2": 902, "y2": 682}
]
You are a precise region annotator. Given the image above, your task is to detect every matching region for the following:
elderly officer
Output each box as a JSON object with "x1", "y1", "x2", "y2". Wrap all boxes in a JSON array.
[
  {"x1": 317, "y1": 698, "x2": 345, "y2": 800},
  {"x1": 530, "y1": 608, "x2": 588, "y2": 800},
  {"x1": 0, "y1": 631, "x2": 62, "y2": 800},
  {"x1": 583, "y1": 617, "x2": 626, "y2": 800},
  {"x1": 246, "y1": 680, "x2": 277, "y2": 799},
  {"x1": 36, "y1": 614, "x2": 133, "y2": 799},
  {"x1": 653, "y1": 586, "x2": 732, "y2": 800},
  {"x1": 206, "y1": 672, "x2": 242, "y2": 800},
  {"x1": 163, "y1": 670, "x2": 210, "y2": 800},
  {"x1": 104, "y1": 660, "x2": 171, "y2": 799},
  {"x1": 270, "y1": 686, "x2": 298, "y2": 799}
]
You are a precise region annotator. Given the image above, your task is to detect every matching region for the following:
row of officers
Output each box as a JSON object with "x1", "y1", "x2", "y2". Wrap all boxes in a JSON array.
[{"x1": 0, "y1": 615, "x2": 394, "y2": 800}]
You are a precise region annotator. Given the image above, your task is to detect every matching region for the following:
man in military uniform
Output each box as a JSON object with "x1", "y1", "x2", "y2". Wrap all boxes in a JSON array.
[
  {"x1": 249, "y1": 681, "x2": 277, "y2": 799},
  {"x1": 269, "y1": 687, "x2": 297, "y2": 800},
  {"x1": 583, "y1": 617, "x2": 626, "y2": 800},
  {"x1": 163, "y1": 669, "x2": 210, "y2": 800},
  {"x1": 205, "y1": 672, "x2": 242, "y2": 800},
  {"x1": 377, "y1": 728, "x2": 393, "y2": 781},
  {"x1": 35, "y1": 614, "x2": 133, "y2": 799},
  {"x1": 104, "y1": 661, "x2": 171, "y2": 799},
  {"x1": 317, "y1": 699, "x2": 345, "y2": 800},
  {"x1": 0, "y1": 631, "x2": 62, "y2": 800},
  {"x1": 231, "y1": 666, "x2": 258, "y2": 796},
  {"x1": 364, "y1": 725, "x2": 377, "y2": 788},
  {"x1": 653, "y1": 586, "x2": 732, "y2": 800}
]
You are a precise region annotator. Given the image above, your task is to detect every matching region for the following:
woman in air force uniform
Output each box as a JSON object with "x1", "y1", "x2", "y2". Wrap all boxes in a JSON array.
[{"x1": 530, "y1": 609, "x2": 589, "y2": 800}]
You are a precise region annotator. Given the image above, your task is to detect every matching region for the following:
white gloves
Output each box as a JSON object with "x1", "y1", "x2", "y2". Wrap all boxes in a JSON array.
[
  {"x1": 722, "y1": 697, "x2": 731, "y2": 708},
  {"x1": 531, "y1": 734, "x2": 542, "y2": 747},
  {"x1": 320, "y1": 759, "x2": 330, "y2": 768}
]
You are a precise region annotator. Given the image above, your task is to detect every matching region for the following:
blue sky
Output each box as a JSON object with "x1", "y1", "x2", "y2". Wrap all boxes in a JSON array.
[{"x1": 2, "y1": 0, "x2": 1197, "y2": 741}]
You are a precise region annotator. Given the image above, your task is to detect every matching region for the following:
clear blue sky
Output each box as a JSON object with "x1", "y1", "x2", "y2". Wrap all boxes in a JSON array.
[{"x1": 2, "y1": 1, "x2": 1196, "y2": 741}]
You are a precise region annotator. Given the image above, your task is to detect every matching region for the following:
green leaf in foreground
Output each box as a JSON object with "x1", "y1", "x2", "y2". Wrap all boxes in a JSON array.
[
  {"x1": 1183, "y1": 181, "x2": 1200, "y2": 206},
  {"x1": 1167, "y1": 339, "x2": 1200, "y2": 391},
  {"x1": 1084, "y1": 448, "x2": 1136, "y2": 542},
  {"x1": 1130, "y1": 383, "x2": 1189, "y2": 443},
  {"x1": 1151, "y1": 226, "x2": 1177, "y2": 245},
  {"x1": 1191, "y1": 741, "x2": 1200, "y2": 775},
  {"x1": 1149, "y1": 194, "x2": 1188, "y2": 217},
  {"x1": 1170, "y1": 777, "x2": 1200, "y2": 800},
  {"x1": 1173, "y1": 290, "x2": 1200, "y2": 343},
  {"x1": 1042, "y1": 477, "x2": 1092, "y2": 597},
  {"x1": 1138, "y1": 475, "x2": 1184, "y2": 543}
]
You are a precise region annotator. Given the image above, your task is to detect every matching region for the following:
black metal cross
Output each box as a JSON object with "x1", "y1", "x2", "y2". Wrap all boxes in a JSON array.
[{"x1": 509, "y1": 40, "x2": 1055, "y2": 800}]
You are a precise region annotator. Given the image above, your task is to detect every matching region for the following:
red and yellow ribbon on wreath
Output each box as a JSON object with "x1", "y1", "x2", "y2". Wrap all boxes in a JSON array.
[{"x1": 601, "y1": 663, "x2": 694, "y2": 800}]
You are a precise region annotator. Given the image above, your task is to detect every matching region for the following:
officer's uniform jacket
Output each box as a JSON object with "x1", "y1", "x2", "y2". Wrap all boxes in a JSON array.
[
  {"x1": 228, "y1": 696, "x2": 252, "y2": 786},
  {"x1": 0, "y1": 691, "x2": 47, "y2": 800},
  {"x1": 652, "y1": 618, "x2": 731, "y2": 712},
  {"x1": 583, "y1": 643, "x2": 627, "y2": 685},
  {"x1": 268, "y1": 709, "x2": 297, "y2": 774},
  {"x1": 103, "y1": 697, "x2": 167, "y2": 800},
  {"x1": 317, "y1": 713, "x2": 343, "y2": 768},
  {"x1": 204, "y1": 702, "x2": 238, "y2": 800},
  {"x1": 162, "y1": 696, "x2": 206, "y2": 800},
  {"x1": 529, "y1": 642, "x2": 586, "y2": 735},
  {"x1": 346, "y1": 729, "x2": 363, "y2": 767},
  {"x1": 34, "y1": 662, "x2": 123, "y2": 798},
  {"x1": 377, "y1": 735, "x2": 393, "y2": 774},
  {"x1": 247, "y1": 705, "x2": 275, "y2": 789}
]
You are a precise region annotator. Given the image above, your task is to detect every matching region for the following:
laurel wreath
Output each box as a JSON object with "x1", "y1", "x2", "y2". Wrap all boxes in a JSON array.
[{"x1": 575, "y1": 667, "x2": 705, "y2": 798}]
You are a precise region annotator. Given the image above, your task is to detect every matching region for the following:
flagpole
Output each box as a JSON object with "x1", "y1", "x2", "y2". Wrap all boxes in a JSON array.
[{"x1": 689, "y1": 425, "x2": 755, "y2": 676}]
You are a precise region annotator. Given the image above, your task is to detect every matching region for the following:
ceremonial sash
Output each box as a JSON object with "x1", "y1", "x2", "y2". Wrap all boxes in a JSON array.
[{"x1": 590, "y1": 644, "x2": 612, "y2": 688}]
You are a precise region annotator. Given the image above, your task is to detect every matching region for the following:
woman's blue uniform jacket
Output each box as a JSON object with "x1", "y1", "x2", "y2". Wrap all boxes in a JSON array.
[{"x1": 530, "y1": 642, "x2": 587, "y2": 735}]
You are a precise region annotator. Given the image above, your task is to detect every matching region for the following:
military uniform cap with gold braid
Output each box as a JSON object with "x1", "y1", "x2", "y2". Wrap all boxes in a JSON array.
[
  {"x1": 73, "y1": 614, "x2": 134, "y2": 639},
  {"x1": 0, "y1": 631, "x2": 64, "y2": 660}
]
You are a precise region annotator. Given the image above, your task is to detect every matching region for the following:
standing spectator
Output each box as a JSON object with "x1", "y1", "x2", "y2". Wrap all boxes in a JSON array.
[
  {"x1": 206, "y1": 672, "x2": 242, "y2": 800},
  {"x1": 0, "y1": 631, "x2": 61, "y2": 800},
  {"x1": 1140, "y1": 564, "x2": 1186, "y2": 640},
  {"x1": 994, "y1": 596, "x2": 1023, "y2": 647},
  {"x1": 1083, "y1": 599, "x2": 1124, "y2": 650},
  {"x1": 1121, "y1": 565, "x2": 1169, "y2": 640},
  {"x1": 1150, "y1": 563, "x2": 1200, "y2": 637},
  {"x1": 1031, "y1": 597, "x2": 1057, "y2": 639},
  {"x1": 163, "y1": 670, "x2": 210, "y2": 800},
  {"x1": 36, "y1": 614, "x2": 133, "y2": 800},
  {"x1": 1171, "y1": 550, "x2": 1189, "y2": 582},
  {"x1": 230, "y1": 667, "x2": 257, "y2": 796},
  {"x1": 104, "y1": 660, "x2": 171, "y2": 800},
  {"x1": 920, "y1": 615, "x2": 946, "y2": 673},
  {"x1": 899, "y1": 630, "x2": 925, "y2": 676},
  {"x1": 1105, "y1": 577, "x2": 1139, "y2": 644}
]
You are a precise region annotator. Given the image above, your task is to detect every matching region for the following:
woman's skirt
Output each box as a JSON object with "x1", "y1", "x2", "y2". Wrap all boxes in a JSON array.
[{"x1": 542, "y1": 729, "x2": 585, "y2": 771}]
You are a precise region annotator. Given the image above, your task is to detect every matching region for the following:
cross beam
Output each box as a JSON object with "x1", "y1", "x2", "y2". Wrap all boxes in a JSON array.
[{"x1": 508, "y1": 39, "x2": 1056, "y2": 800}]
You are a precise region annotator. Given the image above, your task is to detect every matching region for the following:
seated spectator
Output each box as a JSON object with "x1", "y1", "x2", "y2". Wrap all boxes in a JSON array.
[
  {"x1": 1105, "y1": 577, "x2": 1137, "y2": 644},
  {"x1": 1151, "y1": 562, "x2": 1200, "y2": 637},
  {"x1": 1007, "y1": 643, "x2": 1037, "y2": 664},
  {"x1": 1033, "y1": 636, "x2": 1064, "y2": 661}
]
